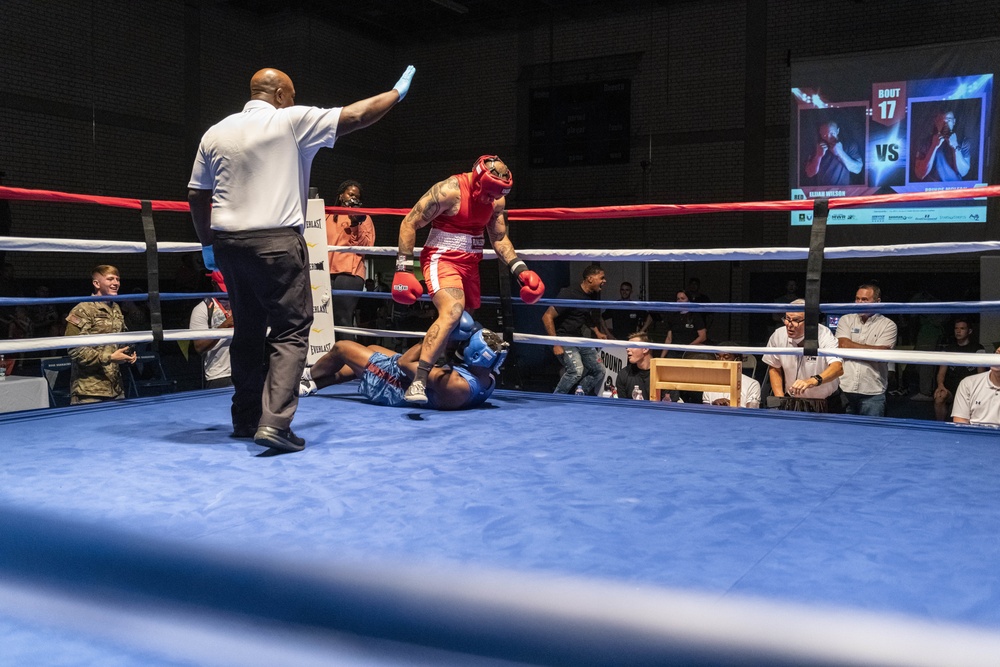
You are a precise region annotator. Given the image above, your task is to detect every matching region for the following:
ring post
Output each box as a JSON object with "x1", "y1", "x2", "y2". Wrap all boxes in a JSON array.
[
  {"x1": 140, "y1": 200, "x2": 163, "y2": 350},
  {"x1": 804, "y1": 198, "x2": 829, "y2": 357}
]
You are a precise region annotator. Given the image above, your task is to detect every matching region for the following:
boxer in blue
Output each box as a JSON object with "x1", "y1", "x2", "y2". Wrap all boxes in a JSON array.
[{"x1": 300, "y1": 315, "x2": 508, "y2": 411}]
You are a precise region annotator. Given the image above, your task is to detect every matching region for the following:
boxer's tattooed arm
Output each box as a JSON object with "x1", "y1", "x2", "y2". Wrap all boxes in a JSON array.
[
  {"x1": 487, "y1": 208, "x2": 519, "y2": 265},
  {"x1": 397, "y1": 178, "x2": 460, "y2": 256}
]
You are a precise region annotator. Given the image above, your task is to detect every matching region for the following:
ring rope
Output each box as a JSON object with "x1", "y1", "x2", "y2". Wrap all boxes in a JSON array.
[
  {"x1": 2, "y1": 182, "x2": 998, "y2": 219},
  {"x1": 5, "y1": 236, "x2": 1000, "y2": 260},
  {"x1": 327, "y1": 241, "x2": 1000, "y2": 261},
  {"x1": 4, "y1": 326, "x2": 998, "y2": 369}
]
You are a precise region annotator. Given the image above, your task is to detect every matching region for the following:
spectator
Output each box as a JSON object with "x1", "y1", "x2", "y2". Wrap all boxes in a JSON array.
[
  {"x1": 836, "y1": 283, "x2": 898, "y2": 417},
  {"x1": 616, "y1": 332, "x2": 654, "y2": 400},
  {"x1": 933, "y1": 316, "x2": 987, "y2": 421},
  {"x1": 762, "y1": 300, "x2": 843, "y2": 413},
  {"x1": 327, "y1": 179, "x2": 375, "y2": 343},
  {"x1": 602, "y1": 281, "x2": 652, "y2": 339},
  {"x1": 951, "y1": 346, "x2": 1000, "y2": 426},
  {"x1": 189, "y1": 270, "x2": 233, "y2": 388},
  {"x1": 542, "y1": 264, "x2": 608, "y2": 395},
  {"x1": 660, "y1": 290, "x2": 707, "y2": 358},
  {"x1": 702, "y1": 343, "x2": 761, "y2": 408},
  {"x1": 65, "y1": 265, "x2": 136, "y2": 404}
]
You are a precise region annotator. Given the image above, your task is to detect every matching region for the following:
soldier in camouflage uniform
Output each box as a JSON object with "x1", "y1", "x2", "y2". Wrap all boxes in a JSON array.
[{"x1": 65, "y1": 265, "x2": 137, "y2": 404}]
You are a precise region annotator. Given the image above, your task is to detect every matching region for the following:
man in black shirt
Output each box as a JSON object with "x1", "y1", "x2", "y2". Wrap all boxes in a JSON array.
[
  {"x1": 542, "y1": 264, "x2": 609, "y2": 394},
  {"x1": 933, "y1": 316, "x2": 987, "y2": 421},
  {"x1": 602, "y1": 281, "x2": 652, "y2": 339}
]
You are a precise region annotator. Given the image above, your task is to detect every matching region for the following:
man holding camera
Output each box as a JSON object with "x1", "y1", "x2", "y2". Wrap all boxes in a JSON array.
[{"x1": 327, "y1": 179, "x2": 374, "y2": 342}]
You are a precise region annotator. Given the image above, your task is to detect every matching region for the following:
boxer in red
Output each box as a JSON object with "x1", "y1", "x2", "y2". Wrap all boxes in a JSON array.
[{"x1": 391, "y1": 155, "x2": 544, "y2": 404}]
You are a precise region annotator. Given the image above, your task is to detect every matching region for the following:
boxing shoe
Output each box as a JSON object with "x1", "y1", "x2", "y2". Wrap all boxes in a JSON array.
[
  {"x1": 404, "y1": 379, "x2": 428, "y2": 404},
  {"x1": 254, "y1": 426, "x2": 306, "y2": 453},
  {"x1": 299, "y1": 376, "x2": 317, "y2": 397}
]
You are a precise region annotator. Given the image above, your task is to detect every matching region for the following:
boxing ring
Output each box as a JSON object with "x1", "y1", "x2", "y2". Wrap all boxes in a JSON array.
[{"x1": 2, "y1": 184, "x2": 1000, "y2": 665}]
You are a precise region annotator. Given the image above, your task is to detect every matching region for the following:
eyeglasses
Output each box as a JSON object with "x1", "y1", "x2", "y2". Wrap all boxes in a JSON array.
[{"x1": 782, "y1": 317, "x2": 805, "y2": 325}]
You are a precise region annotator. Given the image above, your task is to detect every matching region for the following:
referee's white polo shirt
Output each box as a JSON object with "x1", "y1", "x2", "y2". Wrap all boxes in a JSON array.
[{"x1": 189, "y1": 100, "x2": 341, "y2": 232}]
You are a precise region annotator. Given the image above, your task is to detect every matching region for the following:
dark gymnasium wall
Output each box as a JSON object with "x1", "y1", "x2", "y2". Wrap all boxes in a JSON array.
[{"x1": 2, "y1": 0, "x2": 999, "y2": 343}]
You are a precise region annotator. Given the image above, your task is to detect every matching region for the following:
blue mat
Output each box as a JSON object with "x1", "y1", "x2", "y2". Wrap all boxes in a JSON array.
[{"x1": 2, "y1": 386, "x2": 1000, "y2": 663}]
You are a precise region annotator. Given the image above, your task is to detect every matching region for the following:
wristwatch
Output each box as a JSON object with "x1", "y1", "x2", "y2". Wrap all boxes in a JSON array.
[{"x1": 811, "y1": 374, "x2": 823, "y2": 386}]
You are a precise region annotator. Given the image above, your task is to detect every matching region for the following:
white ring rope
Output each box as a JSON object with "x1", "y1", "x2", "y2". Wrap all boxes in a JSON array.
[
  {"x1": 3, "y1": 323, "x2": 999, "y2": 369},
  {"x1": 330, "y1": 241, "x2": 1000, "y2": 261},
  {"x1": 5, "y1": 235, "x2": 1000, "y2": 261}
]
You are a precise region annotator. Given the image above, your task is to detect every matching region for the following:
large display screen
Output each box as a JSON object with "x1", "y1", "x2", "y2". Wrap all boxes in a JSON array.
[{"x1": 789, "y1": 41, "x2": 998, "y2": 225}]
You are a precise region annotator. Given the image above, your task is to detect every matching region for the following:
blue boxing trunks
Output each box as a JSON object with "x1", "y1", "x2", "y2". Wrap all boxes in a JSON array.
[{"x1": 358, "y1": 352, "x2": 408, "y2": 407}]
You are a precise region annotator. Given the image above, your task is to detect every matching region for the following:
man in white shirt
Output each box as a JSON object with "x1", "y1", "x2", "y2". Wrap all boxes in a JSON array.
[
  {"x1": 763, "y1": 300, "x2": 843, "y2": 413},
  {"x1": 188, "y1": 65, "x2": 415, "y2": 453},
  {"x1": 836, "y1": 283, "x2": 897, "y2": 417},
  {"x1": 189, "y1": 270, "x2": 233, "y2": 389},
  {"x1": 951, "y1": 346, "x2": 1000, "y2": 427},
  {"x1": 702, "y1": 343, "x2": 761, "y2": 408}
]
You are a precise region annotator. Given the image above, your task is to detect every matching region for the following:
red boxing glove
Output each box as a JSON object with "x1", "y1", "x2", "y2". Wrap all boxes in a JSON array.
[
  {"x1": 518, "y1": 270, "x2": 545, "y2": 304},
  {"x1": 392, "y1": 271, "x2": 423, "y2": 305}
]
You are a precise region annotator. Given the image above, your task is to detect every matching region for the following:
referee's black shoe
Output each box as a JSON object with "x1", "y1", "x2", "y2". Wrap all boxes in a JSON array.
[{"x1": 253, "y1": 426, "x2": 306, "y2": 453}]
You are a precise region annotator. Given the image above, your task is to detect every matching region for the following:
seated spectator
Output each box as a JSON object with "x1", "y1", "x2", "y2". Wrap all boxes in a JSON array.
[
  {"x1": 934, "y1": 316, "x2": 987, "y2": 421},
  {"x1": 951, "y1": 346, "x2": 1000, "y2": 427},
  {"x1": 189, "y1": 270, "x2": 233, "y2": 388},
  {"x1": 836, "y1": 283, "x2": 897, "y2": 417},
  {"x1": 660, "y1": 290, "x2": 707, "y2": 358},
  {"x1": 702, "y1": 343, "x2": 761, "y2": 408},
  {"x1": 616, "y1": 332, "x2": 654, "y2": 400},
  {"x1": 763, "y1": 300, "x2": 844, "y2": 412}
]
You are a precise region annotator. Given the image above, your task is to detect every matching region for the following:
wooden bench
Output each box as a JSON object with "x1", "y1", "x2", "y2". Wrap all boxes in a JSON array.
[{"x1": 648, "y1": 358, "x2": 743, "y2": 406}]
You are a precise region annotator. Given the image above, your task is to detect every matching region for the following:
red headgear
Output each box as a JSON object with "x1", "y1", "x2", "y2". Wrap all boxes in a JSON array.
[
  {"x1": 470, "y1": 155, "x2": 513, "y2": 200},
  {"x1": 208, "y1": 270, "x2": 228, "y2": 293}
]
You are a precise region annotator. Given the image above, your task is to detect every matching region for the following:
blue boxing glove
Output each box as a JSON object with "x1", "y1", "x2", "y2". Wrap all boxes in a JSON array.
[
  {"x1": 393, "y1": 65, "x2": 416, "y2": 101},
  {"x1": 449, "y1": 311, "x2": 477, "y2": 342},
  {"x1": 201, "y1": 245, "x2": 218, "y2": 271}
]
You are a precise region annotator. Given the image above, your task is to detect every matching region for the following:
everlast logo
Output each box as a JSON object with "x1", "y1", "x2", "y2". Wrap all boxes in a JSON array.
[
  {"x1": 308, "y1": 261, "x2": 324, "y2": 271},
  {"x1": 305, "y1": 218, "x2": 323, "y2": 229},
  {"x1": 313, "y1": 302, "x2": 328, "y2": 314},
  {"x1": 311, "y1": 343, "x2": 331, "y2": 355}
]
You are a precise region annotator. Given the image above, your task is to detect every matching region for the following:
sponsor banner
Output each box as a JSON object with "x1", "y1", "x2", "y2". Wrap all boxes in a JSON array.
[{"x1": 303, "y1": 198, "x2": 336, "y2": 365}]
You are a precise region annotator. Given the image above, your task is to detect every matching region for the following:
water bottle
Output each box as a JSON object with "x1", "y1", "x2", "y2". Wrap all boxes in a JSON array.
[
  {"x1": 574, "y1": 385, "x2": 585, "y2": 396},
  {"x1": 610, "y1": 385, "x2": 619, "y2": 398},
  {"x1": 632, "y1": 385, "x2": 643, "y2": 400},
  {"x1": 0, "y1": 354, "x2": 5, "y2": 381}
]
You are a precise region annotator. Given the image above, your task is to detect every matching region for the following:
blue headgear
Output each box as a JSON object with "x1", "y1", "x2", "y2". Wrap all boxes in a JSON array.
[{"x1": 462, "y1": 329, "x2": 507, "y2": 373}]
